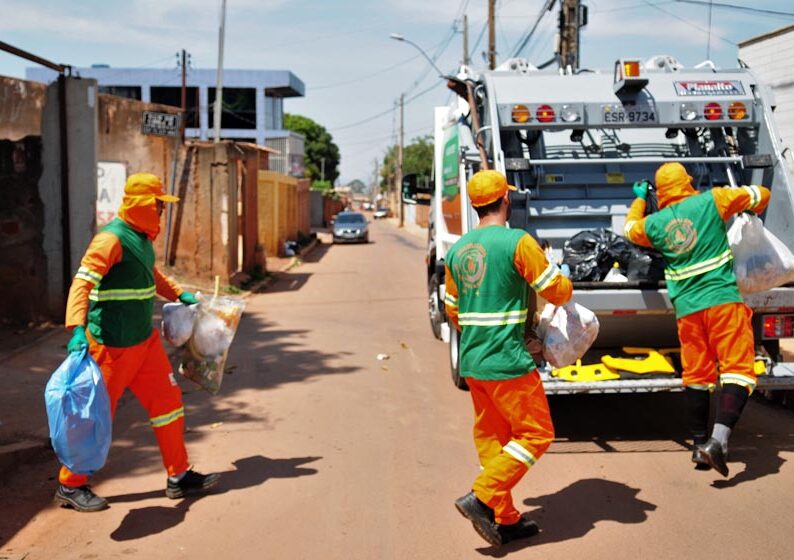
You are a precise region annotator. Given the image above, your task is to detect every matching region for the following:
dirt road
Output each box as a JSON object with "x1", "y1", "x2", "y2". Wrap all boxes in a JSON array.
[{"x1": 2, "y1": 219, "x2": 793, "y2": 559}]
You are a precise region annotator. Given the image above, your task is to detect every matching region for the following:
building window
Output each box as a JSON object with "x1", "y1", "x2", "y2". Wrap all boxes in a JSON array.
[
  {"x1": 98, "y1": 86, "x2": 142, "y2": 100},
  {"x1": 208, "y1": 87, "x2": 256, "y2": 130},
  {"x1": 264, "y1": 95, "x2": 283, "y2": 130},
  {"x1": 150, "y1": 86, "x2": 200, "y2": 128}
]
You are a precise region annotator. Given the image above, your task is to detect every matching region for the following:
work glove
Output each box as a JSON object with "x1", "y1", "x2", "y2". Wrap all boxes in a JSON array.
[
  {"x1": 67, "y1": 325, "x2": 88, "y2": 354},
  {"x1": 632, "y1": 180, "x2": 649, "y2": 200},
  {"x1": 178, "y1": 292, "x2": 199, "y2": 305}
]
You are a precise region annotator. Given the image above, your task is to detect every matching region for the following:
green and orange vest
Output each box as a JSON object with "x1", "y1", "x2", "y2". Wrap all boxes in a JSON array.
[
  {"x1": 644, "y1": 190, "x2": 742, "y2": 318},
  {"x1": 447, "y1": 226, "x2": 535, "y2": 380},
  {"x1": 87, "y1": 219, "x2": 156, "y2": 347}
]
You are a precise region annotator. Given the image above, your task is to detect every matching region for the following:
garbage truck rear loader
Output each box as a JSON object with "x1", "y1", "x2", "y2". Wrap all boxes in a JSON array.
[{"x1": 423, "y1": 56, "x2": 794, "y2": 395}]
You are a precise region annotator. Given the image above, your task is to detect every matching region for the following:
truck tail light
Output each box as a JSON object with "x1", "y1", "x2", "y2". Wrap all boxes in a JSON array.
[
  {"x1": 623, "y1": 61, "x2": 641, "y2": 78},
  {"x1": 704, "y1": 102, "x2": 723, "y2": 121},
  {"x1": 728, "y1": 101, "x2": 748, "y2": 120},
  {"x1": 537, "y1": 105, "x2": 556, "y2": 123},
  {"x1": 512, "y1": 104, "x2": 531, "y2": 123},
  {"x1": 680, "y1": 103, "x2": 699, "y2": 121},
  {"x1": 763, "y1": 314, "x2": 794, "y2": 339}
]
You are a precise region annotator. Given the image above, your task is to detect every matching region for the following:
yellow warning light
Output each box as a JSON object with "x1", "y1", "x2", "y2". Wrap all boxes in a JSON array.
[
  {"x1": 728, "y1": 101, "x2": 748, "y2": 120},
  {"x1": 623, "y1": 60, "x2": 641, "y2": 78},
  {"x1": 512, "y1": 104, "x2": 531, "y2": 123}
]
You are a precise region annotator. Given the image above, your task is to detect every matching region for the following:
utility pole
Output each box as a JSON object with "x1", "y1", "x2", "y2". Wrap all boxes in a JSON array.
[
  {"x1": 488, "y1": 0, "x2": 496, "y2": 69},
  {"x1": 557, "y1": 0, "x2": 586, "y2": 71},
  {"x1": 213, "y1": 0, "x2": 227, "y2": 142},
  {"x1": 320, "y1": 157, "x2": 326, "y2": 183},
  {"x1": 462, "y1": 13, "x2": 470, "y2": 66},
  {"x1": 398, "y1": 93, "x2": 405, "y2": 228},
  {"x1": 180, "y1": 49, "x2": 187, "y2": 142}
]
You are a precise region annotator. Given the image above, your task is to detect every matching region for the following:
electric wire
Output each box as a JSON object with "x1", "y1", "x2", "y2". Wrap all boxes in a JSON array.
[{"x1": 642, "y1": 0, "x2": 736, "y2": 45}]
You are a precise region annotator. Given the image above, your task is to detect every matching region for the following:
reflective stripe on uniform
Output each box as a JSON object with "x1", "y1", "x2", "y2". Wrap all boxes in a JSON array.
[
  {"x1": 75, "y1": 266, "x2": 103, "y2": 285},
  {"x1": 88, "y1": 285, "x2": 156, "y2": 302},
  {"x1": 444, "y1": 293, "x2": 457, "y2": 307},
  {"x1": 742, "y1": 185, "x2": 761, "y2": 209},
  {"x1": 720, "y1": 373, "x2": 756, "y2": 394},
  {"x1": 150, "y1": 406, "x2": 185, "y2": 428},
  {"x1": 531, "y1": 263, "x2": 561, "y2": 292},
  {"x1": 503, "y1": 440, "x2": 537, "y2": 467},
  {"x1": 665, "y1": 250, "x2": 733, "y2": 282},
  {"x1": 685, "y1": 383, "x2": 715, "y2": 392},
  {"x1": 459, "y1": 309, "x2": 528, "y2": 326},
  {"x1": 624, "y1": 220, "x2": 637, "y2": 238}
]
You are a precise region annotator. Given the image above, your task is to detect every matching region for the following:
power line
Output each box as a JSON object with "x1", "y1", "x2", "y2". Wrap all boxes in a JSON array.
[
  {"x1": 511, "y1": 0, "x2": 556, "y2": 58},
  {"x1": 642, "y1": 0, "x2": 736, "y2": 45},
  {"x1": 675, "y1": 0, "x2": 794, "y2": 18}
]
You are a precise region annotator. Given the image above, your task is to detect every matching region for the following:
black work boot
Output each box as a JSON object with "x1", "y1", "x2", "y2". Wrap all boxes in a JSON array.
[
  {"x1": 691, "y1": 435, "x2": 711, "y2": 471},
  {"x1": 497, "y1": 517, "x2": 540, "y2": 544},
  {"x1": 54, "y1": 485, "x2": 109, "y2": 512},
  {"x1": 166, "y1": 469, "x2": 221, "y2": 499},
  {"x1": 697, "y1": 438, "x2": 729, "y2": 477},
  {"x1": 454, "y1": 492, "x2": 501, "y2": 546}
]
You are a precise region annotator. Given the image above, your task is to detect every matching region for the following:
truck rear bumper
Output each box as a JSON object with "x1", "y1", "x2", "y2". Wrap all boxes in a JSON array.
[{"x1": 540, "y1": 362, "x2": 794, "y2": 395}]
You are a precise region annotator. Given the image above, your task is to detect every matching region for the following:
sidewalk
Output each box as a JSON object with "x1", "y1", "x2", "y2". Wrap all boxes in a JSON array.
[
  {"x1": 0, "y1": 237, "x2": 325, "y2": 476},
  {"x1": 386, "y1": 217, "x2": 427, "y2": 241}
]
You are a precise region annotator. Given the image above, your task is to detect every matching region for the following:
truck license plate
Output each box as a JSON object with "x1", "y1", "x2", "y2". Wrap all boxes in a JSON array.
[{"x1": 602, "y1": 105, "x2": 657, "y2": 124}]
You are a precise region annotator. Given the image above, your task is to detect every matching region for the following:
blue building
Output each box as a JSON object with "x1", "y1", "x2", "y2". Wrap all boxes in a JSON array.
[{"x1": 26, "y1": 66, "x2": 305, "y2": 173}]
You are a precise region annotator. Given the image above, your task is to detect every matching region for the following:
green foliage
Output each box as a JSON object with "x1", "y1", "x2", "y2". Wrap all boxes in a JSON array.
[
  {"x1": 311, "y1": 180, "x2": 333, "y2": 192},
  {"x1": 284, "y1": 113, "x2": 340, "y2": 184},
  {"x1": 380, "y1": 135, "x2": 434, "y2": 192}
]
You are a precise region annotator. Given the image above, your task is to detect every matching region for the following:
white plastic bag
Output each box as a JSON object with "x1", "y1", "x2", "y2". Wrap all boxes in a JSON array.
[
  {"x1": 537, "y1": 302, "x2": 600, "y2": 368},
  {"x1": 728, "y1": 213, "x2": 794, "y2": 294},
  {"x1": 162, "y1": 302, "x2": 198, "y2": 347},
  {"x1": 179, "y1": 295, "x2": 246, "y2": 394}
]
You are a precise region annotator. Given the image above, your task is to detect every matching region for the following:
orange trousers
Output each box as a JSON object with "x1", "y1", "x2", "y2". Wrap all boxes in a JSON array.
[
  {"x1": 677, "y1": 302, "x2": 757, "y2": 394},
  {"x1": 59, "y1": 328, "x2": 189, "y2": 487},
  {"x1": 467, "y1": 371, "x2": 554, "y2": 525}
]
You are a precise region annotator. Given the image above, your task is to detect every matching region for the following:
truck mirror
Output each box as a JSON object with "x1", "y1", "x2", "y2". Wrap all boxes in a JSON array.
[{"x1": 402, "y1": 173, "x2": 432, "y2": 206}]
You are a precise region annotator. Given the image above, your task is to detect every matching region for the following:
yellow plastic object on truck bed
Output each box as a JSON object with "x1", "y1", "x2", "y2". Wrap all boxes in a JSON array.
[
  {"x1": 600, "y1": 347, "x2": 676, "y2": 375},
  {"x1": 551, "y1": 360, "x2": 621, "y2": 382}
]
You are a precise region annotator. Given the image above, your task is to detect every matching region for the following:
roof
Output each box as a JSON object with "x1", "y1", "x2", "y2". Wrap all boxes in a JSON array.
[
  {"x1": 24, "y1": 67, "x2": 305, "y2": 97},
  {"x1": 739, "y1": 23, "x2": 794, "y2": 48}
]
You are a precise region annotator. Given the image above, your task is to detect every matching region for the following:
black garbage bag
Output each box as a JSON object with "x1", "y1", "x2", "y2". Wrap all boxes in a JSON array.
[
  {"x1": 627, "y1": 247, "x2": 666, "y2": 282},
  {"x1": 562, "y1": 229, "x2": 634, "y2": 281}
]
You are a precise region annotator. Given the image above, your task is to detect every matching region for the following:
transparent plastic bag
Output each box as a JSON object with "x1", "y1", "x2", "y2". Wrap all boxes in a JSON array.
[
  {"x1": 537, "y1": 302, "x2": 600, "y2": 369},
  {"x1": 179, "y1": 295, "x2": 245, "y2": 394},
  {"x1": 162, "y1": 302, "x2": 198, "y2": 347},
  {"x1": 728, "y1": 214, "x2": 794, "y2": 294},
  {"x1": 44, "y1": 349, "x2": 112, "y2": 475}
]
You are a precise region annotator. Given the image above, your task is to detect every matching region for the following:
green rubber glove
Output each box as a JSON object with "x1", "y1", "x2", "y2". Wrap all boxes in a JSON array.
[
  {"x1": 178, "y1": 292, "x2": 199, "y2": 305},
  {"x1": 632, "y1": 181, "x2": 649, "y2": 200},
  {"x1": 67, "y1": 325, "x2": 88, "y2": 354}
]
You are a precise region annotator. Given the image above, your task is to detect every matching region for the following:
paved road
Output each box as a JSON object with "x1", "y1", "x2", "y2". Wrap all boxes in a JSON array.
[{"x1": 2, "y1": 219, "x2": 793, "y2": 559}]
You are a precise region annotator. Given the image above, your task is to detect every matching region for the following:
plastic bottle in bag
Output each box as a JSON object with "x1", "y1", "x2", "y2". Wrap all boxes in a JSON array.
[{"x1": 603, "y1": 262, "x2": 628, "y2": 282}]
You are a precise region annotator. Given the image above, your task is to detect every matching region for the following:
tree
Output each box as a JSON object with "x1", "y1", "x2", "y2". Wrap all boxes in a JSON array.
[
  {"x1": 380, "y1": 135, "x2": 434, "y2": 192},
  {"x1": 284, "y1": 113, "x2": 340, "y2": 184},
  {"x1": 348, "y1": 179, "x2": 368, "y2": 194}
]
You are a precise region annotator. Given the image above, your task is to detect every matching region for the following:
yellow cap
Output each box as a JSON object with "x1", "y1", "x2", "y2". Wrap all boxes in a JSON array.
[
  {"x1": 124, "y1": 172, "x2": 179, "y2": 203},
  {"x1": 467, "y1": 170, "x2": 517, "y2": 207}
]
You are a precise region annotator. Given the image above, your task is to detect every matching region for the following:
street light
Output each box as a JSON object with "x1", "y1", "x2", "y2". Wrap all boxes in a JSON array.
[
  {"x1": 389, "y1": 33, "x2": 445, "y2": 78},
  {"x1": 389, "y1": 33, "x2": 446, "y2": 228}
]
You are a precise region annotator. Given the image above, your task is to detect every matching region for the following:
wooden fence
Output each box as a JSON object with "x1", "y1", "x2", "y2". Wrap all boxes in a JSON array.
[{"x1": 257, "y1": 171, "x2": 311, "y2": 257}]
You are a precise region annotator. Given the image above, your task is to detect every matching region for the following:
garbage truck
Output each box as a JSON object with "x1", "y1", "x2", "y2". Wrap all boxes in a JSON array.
[{"x1": 419, "y1": 55, "x2": 794, "y2": 395}]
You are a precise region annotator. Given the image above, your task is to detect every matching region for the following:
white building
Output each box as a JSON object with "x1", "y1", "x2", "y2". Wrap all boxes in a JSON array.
[
  {"x1": 739, "y1": 24, "x2": 794, "y2": 171},
  {"x1": 26, "y1": 65, "x2": 305, "y2": 175}
]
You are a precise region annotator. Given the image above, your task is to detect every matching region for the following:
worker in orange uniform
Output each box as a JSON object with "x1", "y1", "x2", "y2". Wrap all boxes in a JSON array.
[
  {"x1": 445, "y1": 170, "x2": 573, "y2": 546},
  {"x1": 55, "y1": 173, "x2": 220, "y2": 512},
  {"x1": 625, "y1": 162, "x2": 770, "y2": 477}
]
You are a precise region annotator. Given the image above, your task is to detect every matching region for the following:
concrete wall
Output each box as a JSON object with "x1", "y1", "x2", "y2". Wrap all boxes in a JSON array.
[
  {"x1": 0, "y1": 76, "x2": 45, "y2": 139},
  {"x1": 740, "y1": 28, "x2": 794, "y2": 172}
]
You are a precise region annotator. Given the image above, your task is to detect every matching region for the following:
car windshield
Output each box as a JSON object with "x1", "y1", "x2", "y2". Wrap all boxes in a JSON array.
[{"x1": 336, "y1": 213, "x2": 366, "y2": 224}]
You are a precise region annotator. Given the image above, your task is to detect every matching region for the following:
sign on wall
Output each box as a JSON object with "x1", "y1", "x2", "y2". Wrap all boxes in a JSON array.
[
  {"x1": 97, "y1": 162, "x2": 127, "y2": 227},
  {"x1": 142, "y1": 111, "x2": 181, "y2": 137}
]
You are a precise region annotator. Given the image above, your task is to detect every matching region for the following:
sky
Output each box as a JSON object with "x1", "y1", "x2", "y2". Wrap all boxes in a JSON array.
[{"x1": 2, "y1": 0, "x2": 794, "y2": 185}]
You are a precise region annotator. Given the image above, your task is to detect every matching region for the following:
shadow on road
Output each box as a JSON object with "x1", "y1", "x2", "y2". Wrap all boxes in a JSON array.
[
  {"x1": 109, "y1": 454, "x2": 320, "y2": 541},
  {"x1": 476, "y1": 479, "x2": 657, "y2": 556}
]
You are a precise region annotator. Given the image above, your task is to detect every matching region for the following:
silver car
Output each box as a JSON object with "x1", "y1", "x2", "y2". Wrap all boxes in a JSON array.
[{"x1": 332, "y1": 212, "x2": 369, "y2": 244}]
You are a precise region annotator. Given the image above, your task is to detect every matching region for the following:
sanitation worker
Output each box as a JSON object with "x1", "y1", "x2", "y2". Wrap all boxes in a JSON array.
[
  {"x1": 445, "y1": 170, "x2": 573, "y2": 546},
  {"x1": 54, "y1": 173, "x2": 220, "y2": 512},
  {"x1": 624, "y1": 162, "x2": 770, "y2": 477}
]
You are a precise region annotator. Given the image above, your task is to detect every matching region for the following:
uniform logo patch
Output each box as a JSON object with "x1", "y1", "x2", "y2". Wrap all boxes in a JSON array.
[
  {"x1": 454, "y1": 243, "x2": 487, "y2": 293},
  {"x1": 663, "y1": 218, "x2": 698, "y2": 254},
  {"x1": 168, "y1": 372, "x2": 177, "y2": 386}
]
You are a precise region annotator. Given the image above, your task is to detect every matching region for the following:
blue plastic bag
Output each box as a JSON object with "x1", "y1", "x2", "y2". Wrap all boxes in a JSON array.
[{"x1": 44, "y1": 349, "x2": 112, "y2": 475}]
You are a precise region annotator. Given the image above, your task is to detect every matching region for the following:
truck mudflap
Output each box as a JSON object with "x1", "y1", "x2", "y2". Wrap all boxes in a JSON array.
[{"x1": 539, "y1": 362, "x2": 794, "y2": 395}]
